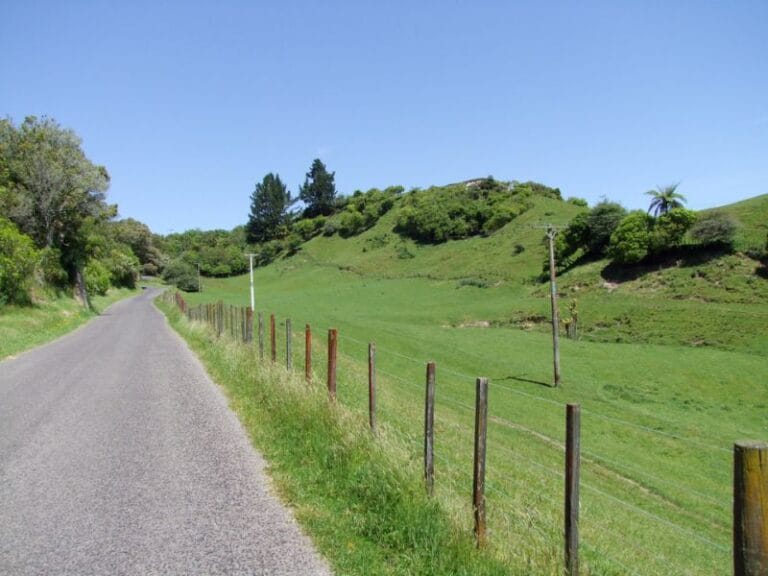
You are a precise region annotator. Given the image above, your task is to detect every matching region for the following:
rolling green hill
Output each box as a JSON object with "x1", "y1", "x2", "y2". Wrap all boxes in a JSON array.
[
  {"x1": 705, "y1": 192, "x2": 768, "y2": 251},
  {"x1": 168, "y1": 184, "x2": 767, "y2": 575},
  {"x1": 271, "y1": 184, "x2": 768, "y2": 354}
]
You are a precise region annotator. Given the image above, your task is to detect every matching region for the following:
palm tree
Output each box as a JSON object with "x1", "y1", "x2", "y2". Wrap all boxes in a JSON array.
[{"x1": 646, "y1": 184, "x2": 686, "y2": 217}]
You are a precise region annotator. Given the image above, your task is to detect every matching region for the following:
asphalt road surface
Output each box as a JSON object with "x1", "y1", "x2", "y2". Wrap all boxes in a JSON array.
[{"x1": 0, "y1": 289, "x2": 332, "y2": 576}]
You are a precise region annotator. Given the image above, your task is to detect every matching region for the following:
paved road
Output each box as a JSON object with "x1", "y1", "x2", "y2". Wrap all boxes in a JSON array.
[{"x1": 0, "y1": 289, "x2": 332, "y2": 576}]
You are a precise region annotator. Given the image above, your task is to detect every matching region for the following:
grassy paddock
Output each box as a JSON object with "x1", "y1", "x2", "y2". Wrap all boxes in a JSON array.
[
  {"x1": 0, "y1": 287, "x2": 140, "y2": 360},
  {"x1": 158, "y1": 296, "x2": 513, "y2": 575},
  {"x1": 175, "y1": 265, "x2": 766, "y2": 575}
]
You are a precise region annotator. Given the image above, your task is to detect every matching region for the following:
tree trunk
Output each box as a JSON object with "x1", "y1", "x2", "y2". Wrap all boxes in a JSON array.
[{"x1": 75, "y1": 266, "x2": 90, "y2": 309}]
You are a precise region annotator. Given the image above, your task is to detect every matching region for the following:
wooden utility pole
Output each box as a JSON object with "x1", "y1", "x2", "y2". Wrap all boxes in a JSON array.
[
  {"x1": 247, "y1": 253, "x2": 255, "y2": 312},
  {"x1": 546, "y1": 225, "x2": 561, "y2": 387}
]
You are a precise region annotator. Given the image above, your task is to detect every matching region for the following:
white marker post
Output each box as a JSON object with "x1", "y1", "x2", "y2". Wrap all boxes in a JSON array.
[{"x1": 248, "y1": 253, "x2": 255, "y2": 312}]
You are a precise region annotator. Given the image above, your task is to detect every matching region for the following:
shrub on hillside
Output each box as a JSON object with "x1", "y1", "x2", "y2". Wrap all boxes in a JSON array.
[
  {"x1": 293, "y1": 216, "x2": 326, "y2": 240},
  {"x1": 394, "y1": 181, "x2": 546, "y2": 243},
  {"x1": 162, "y1": 259, "x2": 199, "y2": 292},
  {"x1": 608, "y1": 211, "x2": 653, "y2": 264},
  {"x1": 649, "y1": 208, "x2": 697, "y2": 253},
  {"x1": 85, "y1": 259, "x2": 111, "y2": 296},
  {"x1": 689, "y1": 211, "x2": 738, "y2": 249},
  {"x1": 0, "y1": 217, "x2": 38, "y2": 304},
  {"x1": 339, "y1": 209, "x2": 367, "y2": 237},
  {"x1": 39, "y1": 247, "x2": 69, "y2": 288},
  {"x1": 585, "y1": 201, "x2": 628, "y2": 255},
  {"x1": 106, "y1": 246, "x2": 139, "y2": 289}
]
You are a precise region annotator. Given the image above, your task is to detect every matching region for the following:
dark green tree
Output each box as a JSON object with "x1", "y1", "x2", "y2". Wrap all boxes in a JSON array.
[
  {"x1": 246, "y1": 173, "x2": 291, "y2": 243},
  {"x1": 299, "y1": 159, "x2": 336, "y2": 218}
]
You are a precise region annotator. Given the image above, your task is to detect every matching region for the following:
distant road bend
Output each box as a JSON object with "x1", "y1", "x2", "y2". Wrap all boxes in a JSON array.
[{"x1": 0, "y1": 288, "x2": 332, "y2": 576}]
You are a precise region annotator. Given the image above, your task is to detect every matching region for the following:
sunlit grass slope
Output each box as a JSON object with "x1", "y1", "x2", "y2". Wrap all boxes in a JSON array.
[
  {"x1": 180, "y1": 259, "x2": 765, "y2": 575},
  {"x1": 174, "y1": 190, "x2": 766, "y2": 574}
]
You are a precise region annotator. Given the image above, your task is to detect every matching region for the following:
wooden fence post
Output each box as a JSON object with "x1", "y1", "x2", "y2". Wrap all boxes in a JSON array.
[
  {"x1": 327, "y1": 329, "x2": 337, "y2": 401},
  {"x1": 565, "y1": 404, "x2": 581, "y2": 576},
  {"x1": 217, "y1": 301, "x2": 223, "y2": 337},
  {"x1": 258, "y1": 312, "x2": 264, "y2": 360},
  {"x1": 270, "y1": 314, "x2": 276, "y2": 363},
  {"x1": 305, "y1": 324, "x2": 312, "y2": 383},
  {"x1": 286, "y1": 319, "x2": 292, "y2": 369},
  {"x1": 424, "y1": 361, "x2": 436, "y2": 495},
  {"x1": 473, "y1": 377, "x2": 489, "y2": 547},
  {"x1": 368, "y1": 343, "x2": 376, "y2": 433},
  {"x1": 734, "y1": 441, "x2": 767, "y2": 576},
  {"x1": 246, "y1": 307, "x2": 253, "y2": 343}
]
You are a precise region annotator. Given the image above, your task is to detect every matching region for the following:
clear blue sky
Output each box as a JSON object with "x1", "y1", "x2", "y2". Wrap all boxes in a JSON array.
[{"x1": 2, "y1": 1, "x2": 766, "y2": 234}]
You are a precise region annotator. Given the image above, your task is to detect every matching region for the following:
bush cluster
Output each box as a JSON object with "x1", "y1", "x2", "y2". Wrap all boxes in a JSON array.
[
  {"x1": 0, "y1": 217, "x2": 38, "y2": 304},
  {"x1": 337, "y1": 187, "x2": 401, "y2": 238},
  {"x1": 395, "y1": 178, "x2": 548, "y2": 243}
]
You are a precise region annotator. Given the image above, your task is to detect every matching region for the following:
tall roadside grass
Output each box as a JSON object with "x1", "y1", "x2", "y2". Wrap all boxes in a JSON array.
[
  {"x1": 0, "y1": 287, "x2": 139, "y2": 360},
  {"x1": 158, "y1": 298, "x2": 518, "y2": 576}
]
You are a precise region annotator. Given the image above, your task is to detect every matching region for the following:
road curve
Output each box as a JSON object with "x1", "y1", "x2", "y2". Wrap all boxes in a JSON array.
[{"x1": 0, "y1": 289, "x2": 332, "y2": 576}]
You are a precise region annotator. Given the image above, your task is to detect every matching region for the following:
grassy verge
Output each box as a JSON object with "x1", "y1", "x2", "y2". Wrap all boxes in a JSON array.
[
  {"x1": 176, "y1": 266, "x2": 767, "y2": 575},
  {"x1": 157, "y1": 296, "x2": 515, "y2": 576},
  {"x1": 0, "y1": 287, "x2": 140, "y2": 360}
]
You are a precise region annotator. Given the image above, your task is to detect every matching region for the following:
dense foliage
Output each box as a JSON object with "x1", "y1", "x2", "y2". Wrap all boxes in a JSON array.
[
  {"x1": 395, "y1": 178, "x2": 558, "y2": 243},
  {"x1": 299, "y1": 158, "x2": 336, "y2": 218},
  {"x1": 337, "y1": 186, "x2": 402, "y2": 237},
  {"x1": 689, "y1": 211, "x2": 738, "y2": 249},
  {"x1": 0, "y1": 116, "x2": 158, "y2": 304},
  {"x1": 0, "y1": 217, "x2": 38, "y2": 304},
  {"x1": 246, "y1": 173, "x2": 292, "y2": 243}
]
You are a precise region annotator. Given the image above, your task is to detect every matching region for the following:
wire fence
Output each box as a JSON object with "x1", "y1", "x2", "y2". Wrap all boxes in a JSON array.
[{"x1": 169, "y1": 292, "x2": 764, "y2": 576}]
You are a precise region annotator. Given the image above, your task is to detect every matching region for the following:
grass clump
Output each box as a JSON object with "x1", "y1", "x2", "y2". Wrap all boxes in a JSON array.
[
  {"x1": 0, "y1": 287, "x2": 139, "y2": 360},
  {"x1": 158, "y1": 299, "x2": 512, "y2": 575}
]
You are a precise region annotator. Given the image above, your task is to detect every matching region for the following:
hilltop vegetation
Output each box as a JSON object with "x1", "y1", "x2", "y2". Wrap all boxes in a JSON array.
[{"x1": 163, "y1": 176, "x2": 767, "y2": 356}]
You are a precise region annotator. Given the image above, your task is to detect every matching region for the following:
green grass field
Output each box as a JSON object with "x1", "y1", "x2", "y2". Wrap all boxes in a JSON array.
[
  {"x1": 163, "y1": 191, "x2": 766, "y2": 574},
  {"x1": 173, "y1": 255, "x2": 765, "y2": 575}
]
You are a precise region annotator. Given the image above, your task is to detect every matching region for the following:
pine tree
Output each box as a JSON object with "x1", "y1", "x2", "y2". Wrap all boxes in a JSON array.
[
  {"x1": 299, "y1": 158, "x2": 336, "y2": 218},
  {"x1": 246, "y1": 173, "x2": 291, "y2": 243}
]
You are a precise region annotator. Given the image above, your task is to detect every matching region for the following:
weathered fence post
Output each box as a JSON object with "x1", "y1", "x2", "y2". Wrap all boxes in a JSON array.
[
  {"x1": 565, "y1": 403, "x2": 581, "y2": 576},
  {"x1": 473, "y1": 377, "x2": 489, "y2": 548},
  {"x1": 285, "y1": 319, "x2": 292, "y2": 370},
  {"x1": 305, "y1": 324, "x2": 312, "y2": 383},
  {"x1": 734, "y1": 441, "x2": 767, "y2": 576},
  {"x1": 424, "y1": 361, "x2": 436, "y2": 495},
  {"x1": 258, "y1": 312, "x2": 264, "y2": 360},
  {"x1": 368, "y1": 343, "x2": 376, "y2": 433},
  {"x1": 217, "y1": 301, "x2": 223, "y2": 337},
  {"x1": 327, "y1": 329, "x2": 337, "y2": 401},
  {"x1": 246, "y1": 307, "x2": 253, "y2": 343},
  {"x1": 270, "y1": 314, "x2": 276, "y2": 363}
]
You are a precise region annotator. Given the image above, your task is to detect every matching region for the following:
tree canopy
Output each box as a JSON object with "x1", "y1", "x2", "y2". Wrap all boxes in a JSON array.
[
  {"x1": 646, "y1": 184, "x2": 686, "y2": 217},
  {"x1": 0, "y1": 116, "x2": 160, "y2": 304},
  {"x1": 246, "y1": 173, "x2": 291, "y2": 243},
  {"x1": 0, "y1": 116, "x2": 114, "y2": 304},
  {"x1": 299, "y1": 159, "x2": 336, "y2": 218}
]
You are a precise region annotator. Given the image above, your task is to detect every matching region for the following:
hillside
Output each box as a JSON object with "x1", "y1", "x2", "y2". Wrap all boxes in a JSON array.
[
  {"x1": 277, "y1": 184, "x2": 768, "y2": 354},
  {"x1": 704, "y1": 193, "x2": 768, "y2": 252},
  {"x1": 174, "y1": 184, "x2": 768, "y2": 575}
]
